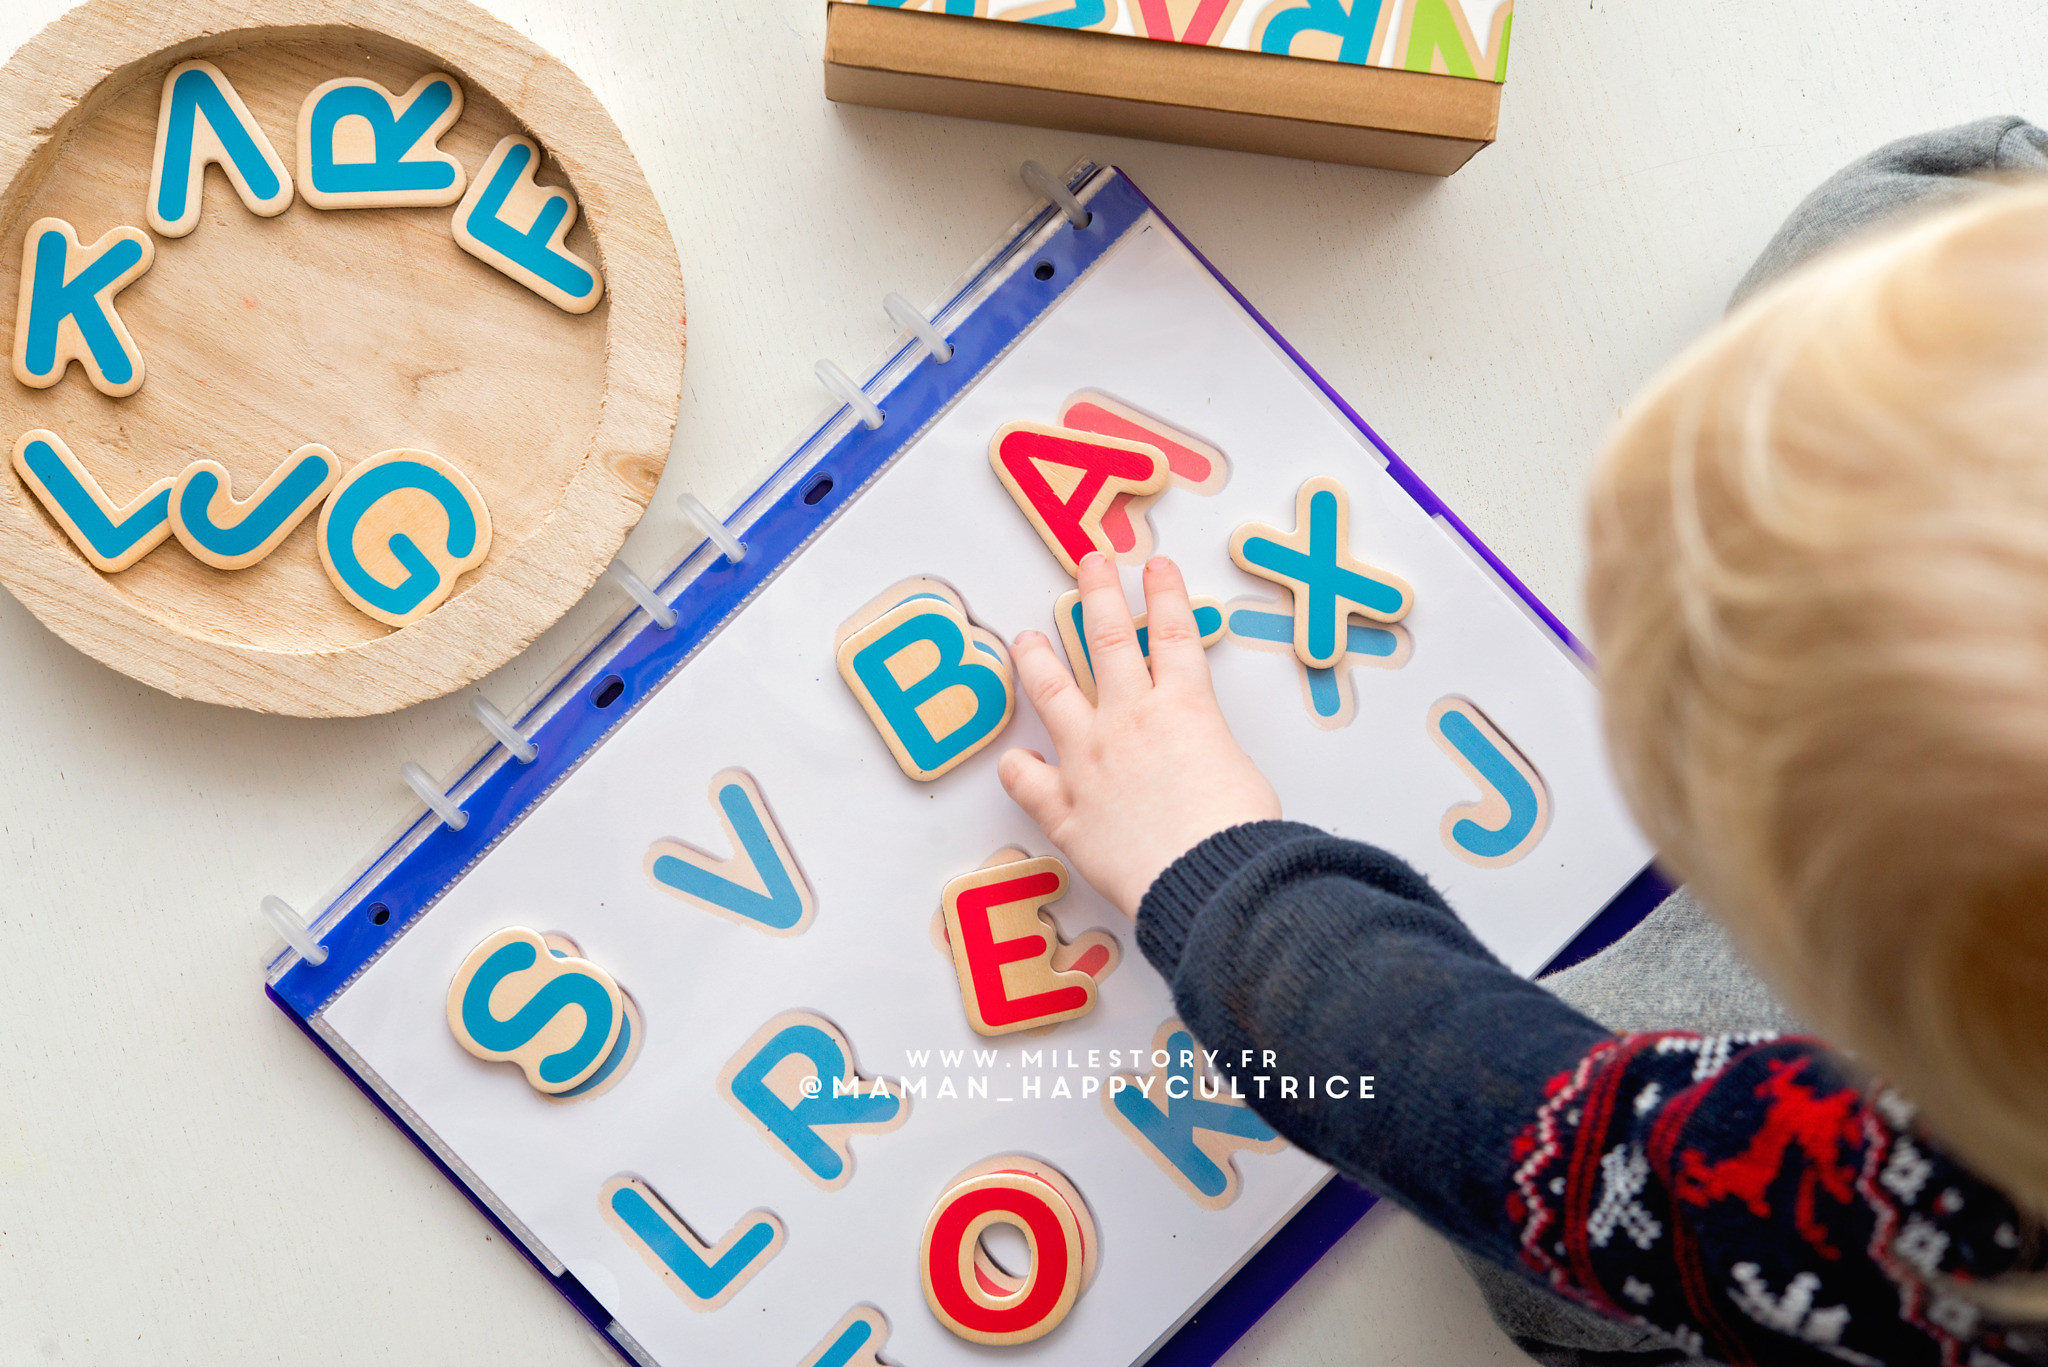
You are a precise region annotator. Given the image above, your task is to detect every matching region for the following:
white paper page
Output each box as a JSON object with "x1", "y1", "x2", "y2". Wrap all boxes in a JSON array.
[{"x1": 323, "y1": 215, "x2": 1651, "y2": 1366}]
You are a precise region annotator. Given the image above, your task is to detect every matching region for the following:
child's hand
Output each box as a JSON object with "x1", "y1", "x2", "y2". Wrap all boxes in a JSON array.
[{"x1": 998, "y1": 553, "x2": 1281, "y2": 918}]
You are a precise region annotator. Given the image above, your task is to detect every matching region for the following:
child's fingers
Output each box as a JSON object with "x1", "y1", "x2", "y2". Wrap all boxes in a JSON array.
[
  {"x1": 1010, "y1": 630, "x2": 1091, "y2": 744},
  {"x1": 997, "y1": 748, "x2": 1069, "y2": 833},
  {"x1": 1138, "y1": 557, "x2": 1212, "y2": 694},
  {"x1": 1076, "y1": 552, "x2": 1150, "y2": 702}
]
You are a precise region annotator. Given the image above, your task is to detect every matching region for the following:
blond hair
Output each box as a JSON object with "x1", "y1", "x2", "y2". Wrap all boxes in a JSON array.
[{"x1": 1589, "y1": 185, "x2": 2048, "y2": 1236}]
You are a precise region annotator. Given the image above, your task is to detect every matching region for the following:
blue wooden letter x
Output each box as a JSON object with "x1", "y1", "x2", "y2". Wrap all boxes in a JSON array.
[{"x1": 1229, "y1": 476, "x2": 1414, "y2": 669}]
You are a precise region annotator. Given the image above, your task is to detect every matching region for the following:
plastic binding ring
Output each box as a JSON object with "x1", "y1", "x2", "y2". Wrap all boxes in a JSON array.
[
  {"x1": 1022, "y1": 161, "x2": 1091, "y2": 230},
  {"x1": 610, "y1": 562, "x2": 678, "y2": 629},
  {"x1": 401, "y1": 760, "x2": 470, "y2": 831},
  {"x1": 884, "y1": 292, "x2": 953, "y2": 363},
  {"x1": 469, "y1": 694, "x2": 538, "y2": 764},
  {"x1": 677, "y1": 492, "x2": 747, "y2": 564},
  {"x1": 262, "y1": 895, "x2": 329, "y2": 967},
  {"x1": 814, "y1": 359, "x2": 885, "y2": 431}
]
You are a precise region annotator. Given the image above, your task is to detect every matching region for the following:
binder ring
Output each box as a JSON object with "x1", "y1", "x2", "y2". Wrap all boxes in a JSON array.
[
  {"x1": 402, "y1": 760, "x2": 471, "y2": 831},
  {"x1": 883, "y1": 292, "x2": 953, "y2": 363},
  {"x1": 1022, "y1": 161, "x2": 1091, "y2": 230},
  {"x1": 262, "y1": 895, "x2": 329, "y2": 967},
  {"x1": 469, "y1": 693, "x2": 538, "y2": 763},
  {"x1": 677, "y1": 492, "x2": 747, "y2": 564},
  {"x1": 814, "y1": 359, "x2": 885, "y2": 431},
  {"x1": 609, "y1": 562, "x2": 678, "y2": 629}
]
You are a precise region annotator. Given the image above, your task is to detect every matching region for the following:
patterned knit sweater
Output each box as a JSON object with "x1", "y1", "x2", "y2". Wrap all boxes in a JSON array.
[{"x1": 1137, "y1": 823, "x2": 2048, "y2": 1367}]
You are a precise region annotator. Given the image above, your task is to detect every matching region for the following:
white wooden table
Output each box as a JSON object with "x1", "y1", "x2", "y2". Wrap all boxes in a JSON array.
[{"x1": 2, "y1": 3, "x2": 2037, "y2": 1362}]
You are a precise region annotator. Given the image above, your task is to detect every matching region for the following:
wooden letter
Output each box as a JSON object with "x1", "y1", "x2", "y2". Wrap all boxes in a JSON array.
[
  {"x1": 169, "y1": 446, "x2": 338, "y2": 570},
  {"x1": 317, "y1": 448, "x2": 492, "y2": 627},
  {"x1": 12, "y1": 219, "x2": 153, "y2": 397},
  {"x1": 147, "y1": 60, "x2": 294, "y2": 237},
  {"x1": 298, "y1": 73, "x2": 467, "y2": 210},
  {"x1": 1229, "y1": 476, "x2": 1413, "y2": 668},
  {"x1": 988, "y1": 421, "x2": 1167, "y2": 575},
  {"x1": 941, "y1": 851, "x2": 1110, "y2": 1035},
  {"x1": 920, "y1": 1162, "x2": 1094, "y2": 1345},
  {"x1": 11, "y1": 429, "x2": 172, "y2": 572},
  {"x1": 446, "y1": 927, "x2": 624, "y2": 1095},
  {"x1": 837, "y1": 579, "x2": 1014, "y2": 781},
  {"x1": 1428, "y1": 696, "x2": 1550, "y2": 866},
  {"x1": 537, "y1": 933, "x2": 641, "y2": 1102},
  {"x1": 451, "y1": 135, "x2": 604, "y2": 313}
]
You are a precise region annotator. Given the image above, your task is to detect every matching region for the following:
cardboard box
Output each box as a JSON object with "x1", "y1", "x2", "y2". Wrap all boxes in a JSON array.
[{"x1": 823, "y1": 0, "x2": 1509, "y2": 176}]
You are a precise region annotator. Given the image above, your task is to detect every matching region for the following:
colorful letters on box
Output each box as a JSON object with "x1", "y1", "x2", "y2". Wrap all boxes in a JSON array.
[
  {"x1": 452, "y1": 134, "x2": 605, "y2": 313},
  {"x1": 298, "y1": 73, "x2": 468, "y2": 210},
  {"x1": 601, "y1": 1175, "x2": 785, "y2": 1312},
  {"x1": 1106, "y1": 1019, "x2": 1287, "y2": 1208},
  {"x1": 719, "y1": 1011, "x2": 907, "y2": 1189},
  {"x1": 645, "y1": 770, "x2": 816, "y2": 935},
  {"x1": 12, "y1": 219, "x2": 153, "y2": 397},
  {"x1": 849, "y1": 0, "x2": 1514, "y2": 79}
]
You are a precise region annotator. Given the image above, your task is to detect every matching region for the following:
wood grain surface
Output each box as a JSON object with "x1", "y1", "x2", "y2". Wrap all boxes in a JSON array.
[{"x1": 0, "y1": 0, "x2": 684, "y2": 715}]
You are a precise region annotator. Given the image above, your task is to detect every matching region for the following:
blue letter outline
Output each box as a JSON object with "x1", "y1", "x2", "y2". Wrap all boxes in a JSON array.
[
  {"x1": 1106, "y1": 1023, "x2": 1285, "y2": 1208},
  {"x1": 1428, "y1": 696, "x2": 1550, "y2": 866},
  {"x1": 720, "y1": 1012, "x2": 907, "y2": 1190},
  {"x1": 645, "y1": 769, "x2": 816, "y2": 935},
  {"x1": 601, "y1": 1176, "x2": 784, "y2": 1310}
]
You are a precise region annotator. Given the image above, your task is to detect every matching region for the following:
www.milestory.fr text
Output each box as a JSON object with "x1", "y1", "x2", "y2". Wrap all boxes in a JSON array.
[{"x1": 882, "y1": 1046, "x2": 1379, "y2": 1102}]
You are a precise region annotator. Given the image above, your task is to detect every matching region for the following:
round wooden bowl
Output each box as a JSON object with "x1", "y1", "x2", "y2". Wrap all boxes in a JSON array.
[{"x1": 0, "y1": 0, "x2": 684, "y2": 715}]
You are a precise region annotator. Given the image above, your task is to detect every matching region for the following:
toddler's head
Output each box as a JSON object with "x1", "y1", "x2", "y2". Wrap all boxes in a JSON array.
[{"x1": 1590, "y1": 186, "x2": 2048, "y2": 1215}]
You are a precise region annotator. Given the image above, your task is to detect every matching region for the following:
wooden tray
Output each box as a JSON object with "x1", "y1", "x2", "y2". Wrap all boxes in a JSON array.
[{"x1": 0, "y1": 0, "x2": 685, "y2": 715}]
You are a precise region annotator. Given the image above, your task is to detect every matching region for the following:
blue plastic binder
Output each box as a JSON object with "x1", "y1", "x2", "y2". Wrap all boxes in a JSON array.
[{"x1": 267, "y1": 160, "x2": 1663, "y2": 1367}]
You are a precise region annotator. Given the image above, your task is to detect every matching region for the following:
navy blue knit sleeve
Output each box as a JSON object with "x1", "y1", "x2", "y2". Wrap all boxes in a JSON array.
[
  {"x1": 1137, "y1": 823, "x2": 2044, "y2": 1367},
  {"x1": 1136, "y1": 820, "x2": 1613, "y2": 1268}
]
